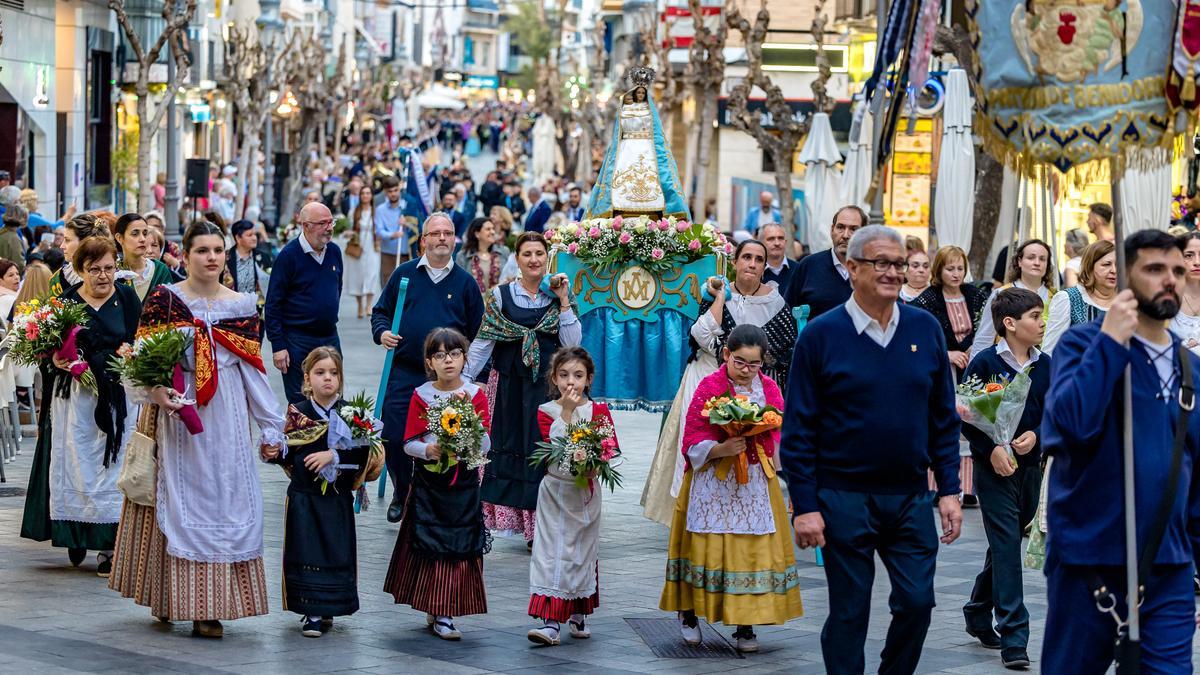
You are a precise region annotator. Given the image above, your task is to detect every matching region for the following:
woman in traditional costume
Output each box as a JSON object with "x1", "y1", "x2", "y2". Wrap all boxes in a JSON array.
[
  {"x1": 660, "y1": 324, "x2": 802, "y2": 652},
  {"x1": 20, "y1": 213, "x2": 122, "y2": 556},
  {"x1": 278, "y1": 346, "x2": 382, "y2": 637},
  {"x1": 465, "y1": 232, "x2": 580, "y2": 545},
  {"x1": 43, "y1": 238, "x2": 142, "y2": 574},
  {"x1": 526, "y1": 347, "x2": 615, "y2": 646},
  {"x1": 641, "y1": 239, "x2": 796, "y2": 525},
  {"x1": 386, "y1": 328, "x2": 491, "y2": 640},
  {"x1": 108, "y1": 221, "x2": 285, "y2": 638},
  {"x1": 114, "y1": 213, "x2": 175, "y2": 300}
]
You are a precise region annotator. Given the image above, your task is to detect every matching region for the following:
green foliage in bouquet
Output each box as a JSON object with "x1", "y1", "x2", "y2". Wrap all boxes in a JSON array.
[{"x1": 109, "y1": 328, "x2": 193, "y2": 389}]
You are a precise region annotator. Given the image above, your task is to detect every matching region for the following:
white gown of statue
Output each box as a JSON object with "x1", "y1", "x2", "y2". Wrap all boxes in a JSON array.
[{"x1": 611, "y1": 101, "x2": 666, "y2": 214}]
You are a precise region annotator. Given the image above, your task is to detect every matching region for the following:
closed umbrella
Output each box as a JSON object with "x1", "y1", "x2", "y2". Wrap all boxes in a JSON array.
[
  {"x1": 841, "y1": 98, "x2": 873, "y2": 211},
  {"x1": 934, "y1": 68, "x2": 975, "y2": 251},
  {"x1": 798, "y1": 112, "x2": 842, "y2": 251},
  {"x1": 416, "y1": 92, "x2": 465, "y2": 110}
]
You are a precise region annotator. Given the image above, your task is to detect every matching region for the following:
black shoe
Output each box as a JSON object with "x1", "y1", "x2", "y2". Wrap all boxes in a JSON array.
[
  {"x1": 96, "y1": 554, "x2": 112, "y2": 578},
  {"x1": 301, "y1": 616, "x2": 323, "y2": 638},
  {"x1": 386, "y1": 493, "x2": 404, "y2": 523},
  {"x1": 320, "y1": 616, "x2": 333, "y2": 632},
  {"x1": 1001, "y1": 647, "x2": 1030, "y2": 669},
  {"x1": 68, "y1": 548, "x2": 87, "y2": 567},
  {"x1": 966, "y1": 626, "x2": 1002, "y2": 649}
]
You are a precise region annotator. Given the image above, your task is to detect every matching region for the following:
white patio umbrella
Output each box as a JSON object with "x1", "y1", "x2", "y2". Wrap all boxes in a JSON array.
[
  {"x1": 1117, "y1": 162, "x2": 1173, "y2": 234},
  {"x1": 798, "y1": 112, "x2": 843, "y2": 251},
  {"x1": 934, "y1": 68, "x2": 975, "y2": 251},
  {"x1": 531, "y1": 114, "x2": 559, "y2": 184},
  {"x1": 416, "y1": 92, "x2": 465, "y2": 110},
  {"x1": 840, "y1": 97, "x2": 873, "y2": 211}
]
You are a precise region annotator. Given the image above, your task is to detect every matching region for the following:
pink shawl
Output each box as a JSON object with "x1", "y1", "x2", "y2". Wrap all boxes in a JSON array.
[{"x1": 680, "y1": 364, "x2": 784, "y2": 472}]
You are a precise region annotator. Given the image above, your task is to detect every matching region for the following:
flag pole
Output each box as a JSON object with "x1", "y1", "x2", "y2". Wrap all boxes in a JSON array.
[{"x1": 1111, "y1": 171, "x2": 1139, "y2": 643}]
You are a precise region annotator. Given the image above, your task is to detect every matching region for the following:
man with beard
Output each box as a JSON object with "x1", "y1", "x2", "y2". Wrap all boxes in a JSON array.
[
  {"x1": 372, "y1": 213, "x2": 485, "y2": 522},
  {"x1": 1041, "y1": 229, "x2": 1200, "y2": 673},
  {"x1": 785, "y1": 205, "x2": 864, "y2": 318}
]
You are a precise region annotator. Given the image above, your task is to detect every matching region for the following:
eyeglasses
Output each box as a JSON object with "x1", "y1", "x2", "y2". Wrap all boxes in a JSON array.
[
  {"x1": 431, "y1": 349, "x2": 465, "y2": 363},
  {"x1": 85, "y1": 265, "x2": 117, "y2": 278},
  {"x1": 424, "y1": 230, "x2": 455, "y2": 239},
  {"x1": 854, "y1": 257, "x2": 908, "y2": 273},
  {"x1": 304, "y1": 220, "x2": 334, "y2": 228},
  {"x1": 731, "y1": 357, "x2": 763, "y2": 371}
]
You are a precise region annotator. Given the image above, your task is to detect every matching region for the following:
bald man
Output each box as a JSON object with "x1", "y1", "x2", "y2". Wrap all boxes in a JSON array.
[
  {"x1": 264, "y1": 202, "x2": 344, "y2": 403},
  {"x1": 742, "y1": 190, "x2": 781, "y2": 233}
]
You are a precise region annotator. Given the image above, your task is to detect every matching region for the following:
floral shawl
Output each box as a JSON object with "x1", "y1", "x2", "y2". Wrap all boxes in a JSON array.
[{"x1": 475, "y1": 286, "x2": 576, "y2": 374}]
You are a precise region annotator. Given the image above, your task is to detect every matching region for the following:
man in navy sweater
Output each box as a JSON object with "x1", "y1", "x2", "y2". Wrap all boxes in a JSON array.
[
  {"x1": 780, "y1": 224, "x2": 963, "y2": 675},
  {"x1": 372, "y1": 212, "x2": 484, "y2": 522},
  {"x1": 1041, "y1": 230, "x2": 1200, "y2": 673},
  {"x1": 265, "y1": 202, "x2": 343, "y2": 404},
  {"x1": 784, "y1": 204, "x2": 863, "y2": 318},
  {"x1": 758, "y1": 223, "x2": 796, "y2": 295}
]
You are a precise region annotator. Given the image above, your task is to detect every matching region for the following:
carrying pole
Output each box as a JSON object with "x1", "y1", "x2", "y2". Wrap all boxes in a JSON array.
[
  {"x1": 374, "y1": 277, "x2": 411, "y2": 503},
  {"x1": 1111, "y1": 173, "x2": 1139, "y2": 643}
]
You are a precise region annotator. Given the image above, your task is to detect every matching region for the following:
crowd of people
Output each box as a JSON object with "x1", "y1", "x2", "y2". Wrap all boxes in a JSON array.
[{"x1": 8, "y1": 104, "x2": 1200, "y2": 672}]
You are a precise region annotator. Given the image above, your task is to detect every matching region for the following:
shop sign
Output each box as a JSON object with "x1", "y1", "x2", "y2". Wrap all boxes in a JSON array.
[{"x1": 464, "y1": 75, "x2": 499, "y2": 89}]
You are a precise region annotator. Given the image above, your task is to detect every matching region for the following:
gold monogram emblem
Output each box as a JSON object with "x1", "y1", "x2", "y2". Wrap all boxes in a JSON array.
[{"x1": 616, "y1": 265, "x2": 657, "y2": 310}]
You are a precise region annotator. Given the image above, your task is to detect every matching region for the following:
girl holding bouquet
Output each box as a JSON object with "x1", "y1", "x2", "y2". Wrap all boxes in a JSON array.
[
  {"x1": 660, "y1": 324, "x2": 802, "y2": 653},
  {"x1": 278, "y1": 347, "x2": 382, "y2": 638},
  {"x1": 526, "y1": 346, "x2": 616, "y2": 646},
  {"x1": 45, "y1": 237, "x2": 142, "y2": 574},
  {"x1": 385, "y1": 328, "x2": 492, "y2": 640},
  {"x1": 108, "y1": 221, "x2": 285, "y2": 639}
]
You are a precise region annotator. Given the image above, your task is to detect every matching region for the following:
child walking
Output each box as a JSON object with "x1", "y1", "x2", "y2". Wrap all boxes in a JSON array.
[
  {"x1": 280, "y1": 347, "x2": 382, "y2": 637},
  {"x1": 960, "y1": 288, "x2": 1051, "y2": 670},
  {"x1": 527, "y1": 347, "x2": 615, "y2": 646},
  {"x1": 660, "y1": 324, "x2": 803, "y2": 652},
  {"x1": 384, "y1": 328, "x2": 492, "y2": 640}
]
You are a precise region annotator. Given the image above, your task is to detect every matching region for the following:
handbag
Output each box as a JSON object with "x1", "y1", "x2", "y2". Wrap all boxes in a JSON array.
[
  {"x1": 117, "y1": 403, "x2": 159, "y2": 506},
  {"x1": 344, "y1": 234, "x2": 363, "y2": 259}
]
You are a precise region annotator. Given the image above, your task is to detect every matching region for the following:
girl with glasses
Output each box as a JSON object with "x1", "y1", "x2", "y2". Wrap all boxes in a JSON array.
[
  {"x1": 660, "y1": 324, "x2": 803, "y2": 653},
  {"x1": 386, "y1": 328, "x2": 492, "y2": 641}
]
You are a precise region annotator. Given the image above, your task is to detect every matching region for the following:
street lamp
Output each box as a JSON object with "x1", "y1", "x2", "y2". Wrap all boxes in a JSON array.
[{"x1": 258, "y1": 0, "x2": 284, "y2": 229}]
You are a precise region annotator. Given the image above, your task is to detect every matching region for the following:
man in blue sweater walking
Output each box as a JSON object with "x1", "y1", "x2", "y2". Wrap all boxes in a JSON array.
[
  {"x1": 784, "y1": 204, "x2": 862, "y2": 319},
  {"x1": 265, "y1": 202, "x2": 343, "y2": 404},
  {"x1": 780, "y1": 224, "x2": 963, "y2": 675}
]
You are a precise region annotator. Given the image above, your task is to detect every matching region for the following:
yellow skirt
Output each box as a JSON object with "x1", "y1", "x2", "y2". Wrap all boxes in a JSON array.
[{"x1": 659, "y1": 468, "x2": 803, "y2": 626}]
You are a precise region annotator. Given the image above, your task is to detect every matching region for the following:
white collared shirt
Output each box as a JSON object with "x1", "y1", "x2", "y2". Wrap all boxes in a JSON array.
[
  {"x1": 298, "y1": 232, "x2": 327, "y2": 265},
  {"x1": 831, "y1": 248, "x2": 849, "y2": 281},
  {"x1": 845, "y1": 294, "x2": 900, "y2": 348},
  {"x1": 767, "y1": 258, "x2": 790, "y2": 276},
  {"x1": 996, "y1": 338, "x2": 1041, "y2": 372},
  {"x1": 418, "y1": 255, "x2": 455, "y2": 283}
]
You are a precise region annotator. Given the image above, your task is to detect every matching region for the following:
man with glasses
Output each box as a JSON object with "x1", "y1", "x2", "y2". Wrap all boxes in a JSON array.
[
  {"x1": 784, "y1": 205, "x2": 865, "y2": 318},
  {"x1": 264, "y1": 202, "x2": 344, "y2": 404},
  {"x1": 371, "y1": 212, "x2": 485, "y2": 523},
  {"x1": 780, "y1": 224, "x2": 964, "y2": 675}
]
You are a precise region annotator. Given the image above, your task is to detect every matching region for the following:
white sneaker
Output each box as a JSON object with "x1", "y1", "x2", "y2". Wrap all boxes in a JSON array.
[
  {"x1": 527, "y1": 623, "x2": 561, "y2": 646},
  {"x1": 679, "y1": 614, "x2": 701, "y2": 645},
  {"x1": 568, "y1": 615, "x2": 590, "y2": 639},
  {"x1": 430, "y1": 616, "x2": 461, "y2": 640},
  {"x1": 733, "y1": 626, "x2": 758, "y2": 653}
]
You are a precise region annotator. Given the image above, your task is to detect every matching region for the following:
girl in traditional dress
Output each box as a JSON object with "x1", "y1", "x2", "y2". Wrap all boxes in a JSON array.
[
  {"x1": 280, "y1": 347, "x2": 380, "y2": 637},
  {"x1": 660, "y1": 324, "x2": 802, "y2": 653},
  {"x1": 641, "y1": 239, "x2": 797, "y2": 526},
  {"x1": 526, "y1": 347, "x2": 614, "y2": 646},
  {"x1": 465, "y1": 232, "x2": 579, "y2": 546},
  {"x1": 114, "y1": 213, "x2": 175, "y2": 300},
  {"x1": 45, "y1": 238, "x2": 142, "y2": 574},
  {"x1": 108, "y1": 221, "x2": 285, "y2": 639},
  {"x1": 385, "y1": 328, "x2": 492, "y2": 641}
]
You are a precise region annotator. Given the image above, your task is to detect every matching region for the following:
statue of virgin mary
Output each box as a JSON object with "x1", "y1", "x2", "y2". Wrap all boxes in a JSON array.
[{"x1": 585, "y1": 66, "x2": 691, "y2": 221}]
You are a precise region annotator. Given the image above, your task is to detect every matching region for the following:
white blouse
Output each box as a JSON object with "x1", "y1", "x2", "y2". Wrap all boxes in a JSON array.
[
  {"x1": 970, "y1": 280, "x2": 1050, "y2": 359},
  {"x1": 691, "y1": 288, "x2": 787, "y2": 356},
  {"x1": 1171, "y1": 311, "x2": 1200, "y2": 357},
  {"x1": 1043, "y1": 286, "x2": 1108, "y2": 355}
]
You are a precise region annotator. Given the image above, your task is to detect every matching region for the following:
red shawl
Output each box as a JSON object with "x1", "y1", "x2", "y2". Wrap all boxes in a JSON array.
[
  {"x1": 402, "y1": 383, "x2": 492, "y2": 445},
  {"x1": 536, "y1": 401, "x2": 616, "y2": 442},
  {"x1": 680, "y1": 364, "x2": 784, "y2": 472},
  {"x1": 138, "y1": 286, "x2": 265, "y2": 407}
]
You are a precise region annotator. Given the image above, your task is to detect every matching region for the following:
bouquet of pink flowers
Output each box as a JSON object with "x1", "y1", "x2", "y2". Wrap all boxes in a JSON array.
[
  {"x1": 11, "y1": 296, "x2": 96, "y2": 394},
  {"x1": 530, "y1": 418, "x2": 623, "y2": 492}
]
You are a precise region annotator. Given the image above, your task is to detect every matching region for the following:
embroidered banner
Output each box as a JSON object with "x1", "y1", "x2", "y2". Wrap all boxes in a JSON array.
[
  {"x1": 968, "y1": 0, "x2": 1176, "y2": 174},
  {"x1": 1167, "y1": 0, "x2": 1200, "y2": 115}
]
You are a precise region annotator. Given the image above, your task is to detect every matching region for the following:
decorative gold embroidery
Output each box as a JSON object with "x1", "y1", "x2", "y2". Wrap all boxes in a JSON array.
[{"x1": 612, "y1": 154, "x2": 663, "y2": 204}]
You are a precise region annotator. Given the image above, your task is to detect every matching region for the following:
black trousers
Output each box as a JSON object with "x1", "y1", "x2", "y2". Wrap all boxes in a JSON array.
[
  {"x1": 963, "y1": 460, "x2": 1039, "y2": 649},
  {"x1": 818, "y1": 488, "x2": 938, "y2": 675},
  {"x1": 281, "y1": 332, "x2": 341, "y2": 405}
]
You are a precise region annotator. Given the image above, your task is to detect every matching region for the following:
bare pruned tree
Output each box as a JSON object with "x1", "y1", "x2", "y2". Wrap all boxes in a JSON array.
[
  {"x1": 641, "y1": 20, "x2": 686, "y2": 143},
  {"x1": 726, "y1": 0, "x2": 832, "y2": 242},
  {"x1": 685, "y1": 0, "x2": 729, "y2": 222},
  {"x1": 109, "y1": 0, "x2": 198, "y2": 212}
]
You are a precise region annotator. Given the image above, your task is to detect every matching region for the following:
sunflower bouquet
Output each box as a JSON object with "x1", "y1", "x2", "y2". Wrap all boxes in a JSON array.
[
  {"x1": 423, "y1": 392, "x2": 489, "y2": 476},
  {"x1": 11, "y1": 295, "x2": 97, "y2": 394},
  {"x1": 955, "y1": 370, "x2": 1034, "y2": 468},
  {"x1": 699, "y1": 394, "x2": 784, "y2": 483},
  {"x1": 530, "y1": 418, "x2": 623, "y2": 492}
]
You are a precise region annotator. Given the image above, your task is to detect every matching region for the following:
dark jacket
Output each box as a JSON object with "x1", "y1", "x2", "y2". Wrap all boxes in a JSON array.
[{"x1": 910, "y1": 283, "x2": 988, "y2": 353}]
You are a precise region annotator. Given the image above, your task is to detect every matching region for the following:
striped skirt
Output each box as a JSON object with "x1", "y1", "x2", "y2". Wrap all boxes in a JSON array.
[
  {"x1": 108, "y1": 499, "x2": 270, "y2": 621},
  {"x1": 383, "y1": 516, "x2": 487, "y2": 617}
]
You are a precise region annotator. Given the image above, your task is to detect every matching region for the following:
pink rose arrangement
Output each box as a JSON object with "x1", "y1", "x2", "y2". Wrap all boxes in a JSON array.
[{"x1": 11, "y1": 296, "x2": 97, "y2": 395}]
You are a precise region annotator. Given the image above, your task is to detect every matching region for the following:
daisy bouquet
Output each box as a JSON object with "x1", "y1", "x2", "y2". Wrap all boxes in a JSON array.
[
  {"x1": 11, "y1": 296, "x2": 97, "y2": 394},
  {"x1": 423, "y1": 392, "x2": 489, "y2": 479},
  {"x1": 530, "y1": 418, "x2": 623, "y2": 492},
  {"x1": 955, "y1": 370, "x2": 1034, "y2": 468},
  {"x1": 700, "y1": 394, "x2": 784, "y2": 484}
]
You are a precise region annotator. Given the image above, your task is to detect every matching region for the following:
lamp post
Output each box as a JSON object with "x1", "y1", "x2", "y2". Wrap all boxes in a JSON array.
[
  {"x1": 258, "y1": 0, "x2": 283, "y2": 229},
  {"x1": 165, "y1": 33, "x2": 181, "y2": 234}
]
